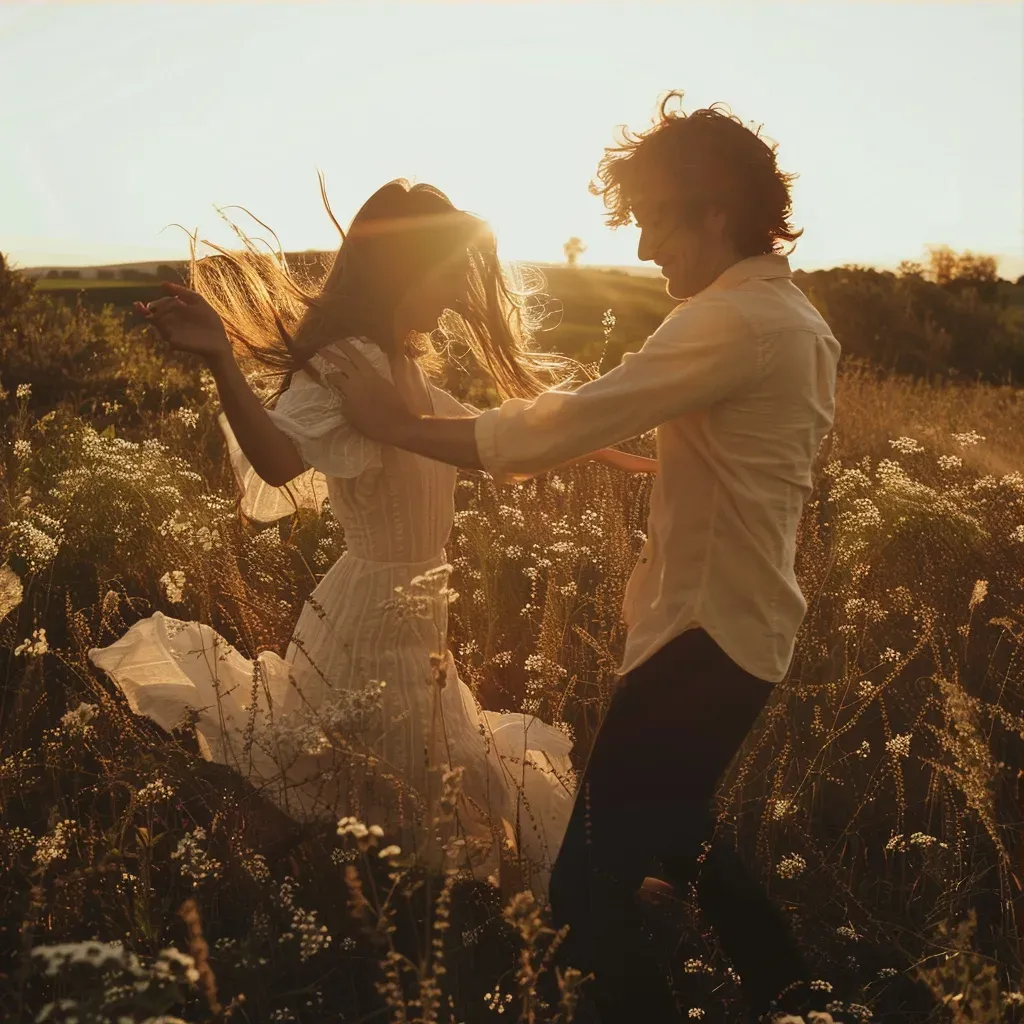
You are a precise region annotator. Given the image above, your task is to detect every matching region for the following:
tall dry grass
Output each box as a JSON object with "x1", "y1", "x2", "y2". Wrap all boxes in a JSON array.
[{"x1": 1, "y1": 323, "x2": 1022, "y2": 1022}]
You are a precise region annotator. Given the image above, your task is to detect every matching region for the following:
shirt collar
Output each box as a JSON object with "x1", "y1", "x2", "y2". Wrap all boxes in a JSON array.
[{"x1": 703, "y1": 253, "x2": 792, "y2": 296}]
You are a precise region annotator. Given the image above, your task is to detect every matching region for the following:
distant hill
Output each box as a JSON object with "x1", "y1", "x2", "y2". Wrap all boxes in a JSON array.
[
  {"x1": 19, "y1": 259, "x2": 188, "y2": 282},
  {"x1": 20, "y1": 252, "x2": 1022, "y2": 285},
  {"x1": 5, "y1": 247, "x2": 1022, "y2": 390},
  {"x1": 17, "y1": 258, "x2": 679, "y2": 375},
  {"x1": 17, "y1": 255, "x2": 664, "y2": 282}
]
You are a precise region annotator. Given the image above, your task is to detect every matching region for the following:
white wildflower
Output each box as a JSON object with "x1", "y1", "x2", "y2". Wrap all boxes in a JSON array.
[
  {"x1": 886, "y1": 733, "x2": 911, "y2": 758},
  {"x1": 909, "y1": 831, "x2": 946, "y2": 848},
  {"x1": 159, "y1": 570, "x2": 186, "y2": 604},
  {"x1": 838, "y1": 497, "x2": 881, "y2": 531},
  {"x1": 15, "y1": 628, "x2": 48, "y2": 657},
  {"x1": 173, "y1": 407, "x2": 200, "y2": 429},
  {"x1": 579, "y1": 508, "x2": 604, "y2": 538},
  {"x1": 34, "y1": 820, "x2": 75, "y2": 868},
  {"x1": 12, "y1": 516, "x2": 62, "y2": 573},
  {"x1": 241, "y1": 852, "x2": 271, "y2": 883},
  {"x1": 136, "y1": 777, "x2": 174, "y2": 806},
  {"x1": 951, "y1": 430, "x2": 985, "y2": 448},
  {"x1": 337, "y1": 816, "x2": 369, "y2": 840},
  {"x1": 60, "y1": 702, "x2": 98, "y2": 735},
  {"x1": 886, "y1": 833, "x2": 906, "y2": 852},
  {"x1": 277, "y1": 878, "x2": 332, "y2": 961},
  {"x1": 497, "y1": 505, "x2": 526, "y2": 528},
  {"x1": 776, "y1": 853, "x2": 806, "y2": 879},
  {"x1": 524, "y1": 653, "x2": 567, "y2": 678},
  {"x1": 772, "y1": 797, "x2": 795, "y2": 820},
  {"x1": 889, "y1": 436, "x2": 924, "y2": 454},
  {"x1": 31, "y1": 940, "x2": 139, "y2": 978},
  {"x1": 171, "y1": 827, "x2": 221, "y2": 884}
]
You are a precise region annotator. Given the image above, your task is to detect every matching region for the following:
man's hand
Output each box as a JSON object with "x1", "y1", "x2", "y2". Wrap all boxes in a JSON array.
[{"x1": 317, "y1": 339, "x2": 416, "y2": 445}]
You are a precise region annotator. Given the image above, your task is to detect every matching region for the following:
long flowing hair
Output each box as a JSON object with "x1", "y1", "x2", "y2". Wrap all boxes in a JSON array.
[{"x1": 179, "y1": 176, "x2": 577, "y2": 402}]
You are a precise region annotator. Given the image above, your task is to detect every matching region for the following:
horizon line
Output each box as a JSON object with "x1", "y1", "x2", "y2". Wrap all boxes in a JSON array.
[{"x1": 9, "y1": 251, "x2": 1024, "y2": 281}]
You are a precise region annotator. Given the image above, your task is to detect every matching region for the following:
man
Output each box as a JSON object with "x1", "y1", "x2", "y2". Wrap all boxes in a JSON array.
[{"x1": 324, "y1": 92, "x2": 842, "y2": 1024}]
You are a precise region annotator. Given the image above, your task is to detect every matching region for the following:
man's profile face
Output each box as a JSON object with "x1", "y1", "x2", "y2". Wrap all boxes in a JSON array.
[{"x1": 630, "y1": 166, "x2": 722, "y2": 301}]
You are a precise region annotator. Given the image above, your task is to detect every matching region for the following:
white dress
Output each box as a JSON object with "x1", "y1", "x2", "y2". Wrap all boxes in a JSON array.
[{"x1": 88, "y1": 338, "x2": 575, "y2": 894}]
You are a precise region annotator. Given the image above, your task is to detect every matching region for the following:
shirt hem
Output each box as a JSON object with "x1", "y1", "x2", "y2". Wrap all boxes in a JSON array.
[{"x1": 616, "y1": 621, "x2": 785, "y2": 684}]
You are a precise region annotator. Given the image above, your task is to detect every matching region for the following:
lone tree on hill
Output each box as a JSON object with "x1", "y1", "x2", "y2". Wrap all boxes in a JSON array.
[{"x1": 563, "y1": 236, "x2": 587, "y2": 267}]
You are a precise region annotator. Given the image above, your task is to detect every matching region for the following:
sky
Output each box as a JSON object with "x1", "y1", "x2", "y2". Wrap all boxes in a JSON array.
[{"x1": 2, "y1": 1, "x2": 1022, "y2": 277}]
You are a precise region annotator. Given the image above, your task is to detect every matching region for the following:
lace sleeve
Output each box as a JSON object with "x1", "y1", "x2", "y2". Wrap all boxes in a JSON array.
[
  {"x1": 218, "y1": 338, "x2": 389, "y2": 523},
  {"x1": 218, "y1": 411, "x2": 329, "y2": 524},
  {"x1": 267, "y1": 338, "x2": 391, "y2": 478}
]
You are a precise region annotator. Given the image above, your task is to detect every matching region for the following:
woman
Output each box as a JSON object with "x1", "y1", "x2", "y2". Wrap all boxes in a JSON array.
[{"x1": 89, "y1": 179, "x2": 656, "y2": 894}]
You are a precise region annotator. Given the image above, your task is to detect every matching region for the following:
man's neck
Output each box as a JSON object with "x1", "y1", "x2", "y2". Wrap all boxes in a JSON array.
[{"x1": 701, "y1": 245, "x2": 745, "y2": 291}]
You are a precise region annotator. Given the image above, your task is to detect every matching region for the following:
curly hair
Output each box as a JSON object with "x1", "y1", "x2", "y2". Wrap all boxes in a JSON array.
[{"x1": 591, "y1": 91, "x2": 802, "y2": 258}]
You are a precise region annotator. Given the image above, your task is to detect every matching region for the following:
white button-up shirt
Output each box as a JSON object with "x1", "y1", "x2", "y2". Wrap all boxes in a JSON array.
[{"x1": 474, "y1": 254, "x2": 841, "y2": 683}]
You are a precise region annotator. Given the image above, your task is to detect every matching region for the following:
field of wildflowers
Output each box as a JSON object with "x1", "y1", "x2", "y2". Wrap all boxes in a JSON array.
[{"x1": 2, "y1": 258, "x2": 1023, "y2": 1023}]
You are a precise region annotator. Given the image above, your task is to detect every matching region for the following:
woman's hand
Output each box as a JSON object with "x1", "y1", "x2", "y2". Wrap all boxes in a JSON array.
[
  {"x1": 552, "y1": 447, "x2": 658, "y2": 475},
  {"x1": 134, "y1": 281, "x2": 232, "y2": 365},
  {"x1": 591, "y1": 447, "x2": 659, "y2": 475}
]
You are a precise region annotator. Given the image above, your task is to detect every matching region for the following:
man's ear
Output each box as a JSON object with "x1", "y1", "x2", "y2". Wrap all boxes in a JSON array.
[{"x1": 705, "y1": 206, "x2": 728, "y2": 239}]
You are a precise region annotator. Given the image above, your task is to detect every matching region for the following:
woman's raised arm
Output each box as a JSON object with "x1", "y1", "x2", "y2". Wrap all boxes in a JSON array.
[{"x1": 137, "y1": 282, "x2": 306, "y2": 487}]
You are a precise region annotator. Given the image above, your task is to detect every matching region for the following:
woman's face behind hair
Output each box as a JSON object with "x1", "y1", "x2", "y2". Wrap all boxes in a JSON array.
[
  {"x1": 340, "y1": 182, "x2": 480, "y2": 343},
  {"x1": 395, "y1": 249, "x2": 471, "y2": 335}
]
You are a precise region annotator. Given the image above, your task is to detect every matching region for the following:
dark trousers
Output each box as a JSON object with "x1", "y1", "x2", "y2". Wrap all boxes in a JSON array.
[{"x1": 548, "y1": 628, "x2": 809, "y2": 1023}]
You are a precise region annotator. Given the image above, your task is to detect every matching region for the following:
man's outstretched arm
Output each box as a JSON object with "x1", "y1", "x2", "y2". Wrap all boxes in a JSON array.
[
  {"x1": 320, "y1": 299, "x2": 754, "y2": 480},
  {"x1": 388, "y1": 412, "x2": 484, "y2": 472},
  {"x1": 335, "y1": 408, "x2": 656, "y2": 481}
]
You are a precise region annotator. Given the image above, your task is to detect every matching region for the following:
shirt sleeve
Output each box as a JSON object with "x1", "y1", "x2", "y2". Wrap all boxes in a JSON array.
[{"x1": 474, "y1": 296, "x2": 762, "y2": 483}]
